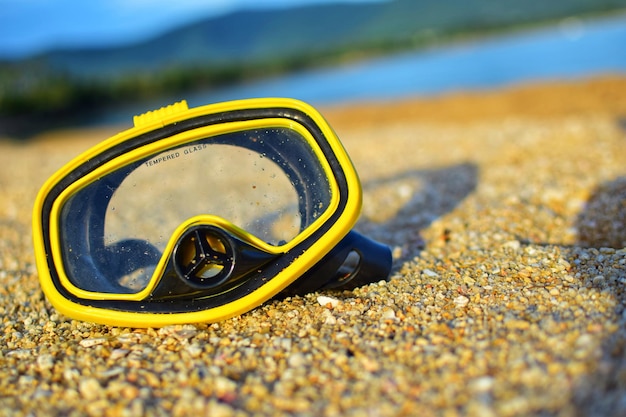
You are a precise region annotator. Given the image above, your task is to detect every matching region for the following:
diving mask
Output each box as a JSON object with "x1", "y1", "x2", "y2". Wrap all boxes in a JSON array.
[{"x1": 32, "y1": 98, "x2": 392, "y2": 327}]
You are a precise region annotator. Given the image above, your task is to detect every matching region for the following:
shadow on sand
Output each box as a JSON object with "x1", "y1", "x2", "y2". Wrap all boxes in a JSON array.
[
  {"x1": 356, "y1": 162, "x2": 479, "y2": 267},
  {"x1": 570, "y1": 175, "x2": 626, "y2": 416}
]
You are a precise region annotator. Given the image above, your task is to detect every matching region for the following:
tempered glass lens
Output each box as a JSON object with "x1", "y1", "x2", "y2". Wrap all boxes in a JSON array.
[
  {"x1": 107, "y1": 143, "x2": 300, "y2": 249},
  {"x1": 58, "y1": 127, "x2": 332, "y2": 294}
]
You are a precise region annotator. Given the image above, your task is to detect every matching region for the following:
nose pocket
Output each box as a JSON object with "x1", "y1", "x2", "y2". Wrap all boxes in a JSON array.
[
  {"x1": 147, "y1": 222, "x2": 281, "y2": 300},
  {"x1": 174, "y1": 226, "x2": 235, "y2": 289}
]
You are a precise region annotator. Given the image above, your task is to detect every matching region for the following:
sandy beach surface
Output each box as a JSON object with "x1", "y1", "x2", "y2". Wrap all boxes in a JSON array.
[{"x1": 1, "y1": 76, "x2": 625, "y2": 416}]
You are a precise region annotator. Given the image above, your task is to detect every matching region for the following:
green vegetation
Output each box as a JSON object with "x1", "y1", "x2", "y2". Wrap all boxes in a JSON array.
[{"x1": 2, "y1": 0, "x2": 626, "y2": 137}]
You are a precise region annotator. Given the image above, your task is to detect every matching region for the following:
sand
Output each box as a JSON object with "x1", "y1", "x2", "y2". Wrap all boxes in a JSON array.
[{"x1": 0, "y1": 75, "x2": 625, "y2": 416}]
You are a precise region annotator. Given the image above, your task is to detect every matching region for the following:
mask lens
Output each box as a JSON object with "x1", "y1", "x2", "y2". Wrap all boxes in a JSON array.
[
  {"x1": 107, "y1": 142, "x2": 300, "y2": 249},
  {"x1": 57, "y1": 126, "x2": 332, "y2": 295}
]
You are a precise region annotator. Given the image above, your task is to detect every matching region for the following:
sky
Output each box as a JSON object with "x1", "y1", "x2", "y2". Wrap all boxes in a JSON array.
[{"x1": 0, "y1": 0, "x2": 382, "y2": 59}]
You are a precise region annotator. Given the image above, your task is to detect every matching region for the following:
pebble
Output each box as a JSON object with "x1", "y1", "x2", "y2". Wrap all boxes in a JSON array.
[
  {"x1": 502, "y1": 240, "x2": 522, "y2": 251},
  {"x1": 79, "y1": 337, "x2": 107, "y2": 348},
  {"x1": 78, "y1": 378, "x2": 102, "y2": 402},
  {"x1": 36, "y1": 354, "x2": 54, "y2": 371},
  {"x1": 317, "y1": 295, "x2": 340, "y2": 308},
  {"x1": 469, "y1": 376, "x2": 495, "y2": 393},
  {"x1": 381, "y1": 308, "x2": 397, "y2": 320},
  {"x1": 109, "y1": 348, "x2": 129, "y2": 360},
  {"x1": 454, "y1": 295, "x2": 470, "y2": 307},
  {"x1": 422, "y1": 268, "x2": 439, "y2": 277},
  {"x1": 322, "y1": 309, "x2": 337, "y2": 325}
]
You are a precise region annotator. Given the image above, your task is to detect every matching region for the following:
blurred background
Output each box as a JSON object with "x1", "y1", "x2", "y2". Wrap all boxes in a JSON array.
[{"x1": 1, "y1": 0, "x2": 626, "y2": 138}]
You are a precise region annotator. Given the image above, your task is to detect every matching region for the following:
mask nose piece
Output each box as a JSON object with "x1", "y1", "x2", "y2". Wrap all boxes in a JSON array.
[
  {"x1": 174, "y1": 226, "x2": 235, "y2": 289},
  {"x1": 148, "y1": 221, "x2": 281, "y2": 300}
]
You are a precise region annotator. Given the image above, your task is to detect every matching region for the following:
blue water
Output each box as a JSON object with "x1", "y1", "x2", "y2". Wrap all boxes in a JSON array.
[
  {"x1": 104, "y1": 14, "x2": 626, "y2": 124},
  {"x1": 186, "y1": 13, "x2": 626, "y2": 107}
]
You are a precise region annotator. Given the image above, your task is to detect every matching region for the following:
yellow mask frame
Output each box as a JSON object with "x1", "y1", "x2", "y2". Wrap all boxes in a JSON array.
[{"x1": 32, "y1": 98, "x2": 391, "y2": 327}]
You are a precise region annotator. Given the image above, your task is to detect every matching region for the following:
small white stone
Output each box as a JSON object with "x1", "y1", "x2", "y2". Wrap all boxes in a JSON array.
[
  {"x1": 109, "y1": 349, "x2": 129, "y2": 360},
  {"x1": 7, "y1": 349, "x2": 31, "y2": 359},
  {"x1": 116, "y1": 333, "x2": 142, "y2": 344},
  {"x1": 288, "y1": 353, "x2": 306, "y2": 367},
  {"x1": 317, "y1": 295, "x2": 339, "y2": 308},
  {"x1": 469, "y1": 376, "x2": 495, "y2": 393},
  {"x1": 454, "y1": 295, "x2": 470, "y2": 307},
  {"x1": 423, "y1": 269, "x2": 438, "y2": 277},
  {"x1": 186, "y1": 344, "x2": 203, "y2": 358},
  {"x1": 381, "y1": 309, "x2": 397, "y2": 320},
  {"x1": 213, "y1": 376, "x2": 237, "y2": 396},
  {"x1": 397, "y1": 184, "x2": 413, "y2": 198},
  {"x1": 78, "y1": 378, "x2": 102, "y2": 401},
  {"x1": 79, "y1": 337, "x2": 107, "y2": 348},
  {"x1": 63, "y1": 368, "x2": 80, "y2": 382},
  {"x1": 576, "y1": 333, "x2": 594, "y2": 348},
  {"x1": 502, "y1": 240, "x2": 521, "y2": 251},
  {"x1": 158, "y1": 325, "x2": 198, "y2": 341},
  {"x1": 36, "y1": 354, "x2": 54, "y2": 371},
  {"x1": 322, "y1": 309, "x2": 337, "y2": 325}
]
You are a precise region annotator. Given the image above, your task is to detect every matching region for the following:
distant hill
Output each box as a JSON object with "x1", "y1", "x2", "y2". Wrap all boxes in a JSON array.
[{"x1": 25, "y1": 0, "x2": 626, "y2": 78}]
